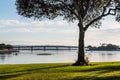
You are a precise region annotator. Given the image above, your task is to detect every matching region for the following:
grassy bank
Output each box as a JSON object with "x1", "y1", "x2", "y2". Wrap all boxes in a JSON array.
[{"x1": 0, "y1": 62, "x2": 120, "y2": 80}]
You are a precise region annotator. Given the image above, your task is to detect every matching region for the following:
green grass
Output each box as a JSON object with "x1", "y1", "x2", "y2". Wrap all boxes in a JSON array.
[{"x1": 0, "y1": 62, "x2": 120, "y2": 80}]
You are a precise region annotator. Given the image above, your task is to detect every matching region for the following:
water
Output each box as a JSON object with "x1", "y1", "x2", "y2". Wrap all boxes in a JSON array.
[
  {"x1": 87, "y1": 51, "x2": 120, "y2": 62},
  {"x1": 0, "y1": 50, "x2": 120, "y2": 64}
]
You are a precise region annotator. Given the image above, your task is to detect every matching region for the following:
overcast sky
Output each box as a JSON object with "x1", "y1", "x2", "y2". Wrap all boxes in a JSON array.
[{"x1": 0, "y1": 0, "x2": 120, "y2": 46}]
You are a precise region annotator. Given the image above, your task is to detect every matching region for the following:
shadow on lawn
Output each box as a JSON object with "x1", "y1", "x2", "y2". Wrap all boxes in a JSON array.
[
  {"x1": 71, "y1": 64, "x2": 120, "y2": 80},
  {"x1": 0, "y1": 64, "x2": 69, "y2": 80},
  {"x1": 0, "y1": 73, "x2": 24, "y2": 80},
  {"x1": 72, "y1": 76, "x2": 120, "y2": 80},
  {"x1": 1, "y1": 64, "x2": 120, "y2": 80},
  {"x1": 81, "y1": 65, "x2": 120, "y2": 72},
  {"x1": 67, "y1": 63, "x2": 120, "y2": 73}
]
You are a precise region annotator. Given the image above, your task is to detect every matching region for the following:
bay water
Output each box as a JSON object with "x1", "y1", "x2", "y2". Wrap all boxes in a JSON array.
[{"x1": 0, "y1": 50, "x2": 120, "y2": 64}]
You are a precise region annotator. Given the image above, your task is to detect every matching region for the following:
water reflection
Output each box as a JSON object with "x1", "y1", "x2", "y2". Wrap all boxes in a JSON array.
[
  {"x1": 0, "y1": 53, "x2": 13, "y2": 63},
  {"x1": 0, "y1": 50, "x2": 120, "y2": 64},
  {"x1": 0, "y1": 54, "x2": 6, "y2": 62},
  {"x1": 13, "y1": 52, "x2": 18, "y2": 56},
  {"x1": 87, "y1": 51, "x2": 120, "y2": 62}
]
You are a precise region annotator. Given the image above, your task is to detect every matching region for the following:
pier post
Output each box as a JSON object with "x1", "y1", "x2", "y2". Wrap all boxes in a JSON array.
[
  {"x1": 56, "y1": 47, "x2": 59, "y2": 50},
  {"x1": 31, "y1": 46, "x2": 33, "y2": 51}
]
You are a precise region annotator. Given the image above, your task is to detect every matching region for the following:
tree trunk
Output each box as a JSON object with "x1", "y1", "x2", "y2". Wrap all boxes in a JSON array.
[{"x1": 73, "y1": 23, "x2": 85, "y2": 66}]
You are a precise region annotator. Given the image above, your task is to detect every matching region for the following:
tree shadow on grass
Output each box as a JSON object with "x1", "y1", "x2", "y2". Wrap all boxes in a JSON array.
[
  {"x1": 0, "y1": 64, "x2": 69, "y2": 80},
  {"x1": 71, "y1": 64, "x2": 120, "y2": 80},
  {"x1": 1, "y1": 64, "x2": 120, "y2": 80},
  {"x1": 81, "y1": 65, "x2": 120, "y2": 72},
  {"x1": 67, "y1": 64, "x2": 120, "y2": 73},
  {"x1": 0, "y1": 73, "x2": 25, "y2": 80},
  {"x1": 72, "y1": 76, "x2": 120, "y2": 80}
]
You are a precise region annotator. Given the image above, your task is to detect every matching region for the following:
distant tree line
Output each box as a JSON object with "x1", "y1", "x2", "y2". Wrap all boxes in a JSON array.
[
  {"x1": 0, "y1": 43, "x2": 13, "y2": 50},
  {"x1": 87, "y1": 43, "x2": 120, "y2": 51}
]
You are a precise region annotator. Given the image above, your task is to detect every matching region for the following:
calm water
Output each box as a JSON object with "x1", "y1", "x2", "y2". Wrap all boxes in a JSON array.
[{"x1": 0, "y1": 50, "x2": 120, "y2": 64}]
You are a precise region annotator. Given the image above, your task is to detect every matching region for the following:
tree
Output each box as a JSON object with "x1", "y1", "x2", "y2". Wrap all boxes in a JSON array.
[
  {"x1": 16, "y1": 0, "x2": 120, "y2": 66},
  {"x1": 0, "y1": 43, "x2": 5, "y2": 50},
  {"x1": 0, "y1": 43, "x2": 13, "y2": 50},
  {"x1": 88, "y1": 43, "x2": 120, "y2": 50},
  {"x1": 6, "y1": 45, "x2": 13, "y2": 50}
]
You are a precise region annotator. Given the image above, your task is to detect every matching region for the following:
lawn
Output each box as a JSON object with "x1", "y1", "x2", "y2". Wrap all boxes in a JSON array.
[{"x1": 0, "y1": 62, "x2": 120, "y2": 80}]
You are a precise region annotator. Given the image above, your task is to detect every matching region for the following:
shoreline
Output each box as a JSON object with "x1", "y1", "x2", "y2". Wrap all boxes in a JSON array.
[{"x1": 0, "y1": 50, "x2": 18, "y2": 53}]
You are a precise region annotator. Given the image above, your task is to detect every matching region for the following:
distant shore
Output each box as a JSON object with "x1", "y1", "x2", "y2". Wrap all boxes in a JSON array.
[{"x1": 0, "y1": 50, "x2": 18, "y2": 53}]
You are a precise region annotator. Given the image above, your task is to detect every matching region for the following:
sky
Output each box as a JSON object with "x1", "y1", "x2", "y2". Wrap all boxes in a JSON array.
[{"x1": 0, "y1": 0, "x2": 120, "y2": 46}]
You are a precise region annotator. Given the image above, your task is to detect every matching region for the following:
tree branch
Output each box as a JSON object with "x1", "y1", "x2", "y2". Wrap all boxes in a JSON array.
[
  {"x1": 59, "y1": 1, "x2": 79, "y2": 19},
  {"x1": 84, "y1": 0, "x2": 112, "y2": 31},
  {"x1": 104, "y1": 8, "x2": 117, "y2": 16},
  {"x1": 84, "y1": 0, "x2": 90, "y2": 16},
  {"x1": 84, "y1": 15, "x2": 103, "y2": 31}
]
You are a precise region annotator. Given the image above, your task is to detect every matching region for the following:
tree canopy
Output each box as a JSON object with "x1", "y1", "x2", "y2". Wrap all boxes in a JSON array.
[
  {"x1": 87, "y1": 43, "x2": 120, "y2": 51},
  {"x1": 0, "y1": 43, "x2": 13, "y2": 50},
  {"x1": 16, "y1": 0, "x2": 120, "y2": 29},
  {"x1": 16, "y1": 0, "x2": 120, "y2": 65}
]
